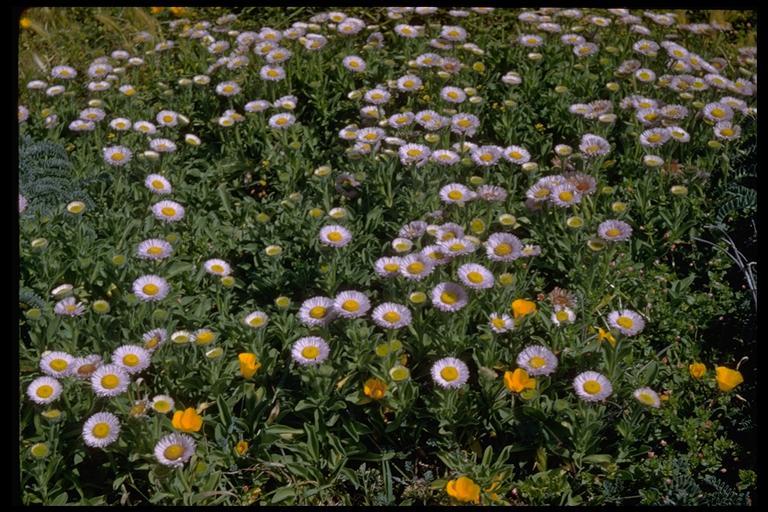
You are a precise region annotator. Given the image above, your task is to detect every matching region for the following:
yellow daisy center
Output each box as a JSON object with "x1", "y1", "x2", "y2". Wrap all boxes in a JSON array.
[
  {"x1": 161, "y1": 207, "x2": 176, "y2": 217},
  {"x1": 403, "y1": 80, "x2": 414, "y2": 88},
  {"x1": 407, "y1": 149, "x2": 423, "y2": 157},
  {"x1": 382, "y1": 311, "x2": 401, "y2": 323},
  {"x1": 309, "y1": 306, "x2": 327, "y2": 319},
  {"x1": 440, "y1": 291, "x2": 458, "y2": 305},
  {"x1": 92, "y1": 423, "x2": 110, "y2": 438},
  {"x1": 154, "y1": 400, "x2": 171, "y2": 413},
  {"x1": 447, "y1": 91, "x2": 458, "y2": 99},
  {"x1": 449, "y1": 243, "x2": 464, "y2": 252},
  {"x1": 466, "y1": 271, "x2": 484, "y2": 284},
  {"x1": 494, "y1": 243, "x2": 512, "y2": 256},
  {"x1": 342, "y1": 299, "x2": 360, "y2": 312},
  {"x1": 510, "y1": 151, "x2": 523, "y2": 159},
  {"x1": 210, "y1": 264, "x2": 225, "y2": 273},
  {"x1": 406, "y1": 262, "x2": 425, "y2": 274},
  {"x1": 555, "y1": 310, "x2": 570, "y2": 322},
  {"x1": 147, "y1": 246, "x2": 163, "y2": 256},
  {"x1": 638, "y1": 392, "x2": 656, "y2": 405},
  {"x1": 711, "y1": 108, "x2": 725, "y2": 118},
  {"x1": 142, "y1": 284, "x2": 159, "y2": 296},
  {"x1": 721, "y1": 128, "x2": 734, "y2": 137},
  {"x1": 617, "y1": 316, "x2": 634, "y2": 329},
  {"x1": 350, "y1": 60, "x2": 360, "y2": 68},
  {"x1": 50, "y1": 359, "x2": 68, "y2": 372},
  {"x1": 267, "y1": 70, "x2": 278, "y2": 78},
  {"x1": 457, "y1": 119, "x2": 471, "y2": 128},
  {"x1": 480, "y1": 153, "x2": 493, "y2": 162},
  {"x1": 111, "y1": 152, "x2": 125, "y2": 161},
  {"x1": 605, "y1": 228, "x2": 621, "y2": 237},
  {"x1": 164, "y1": 444, "x2": 185, "y2": 460},
  {"x1": 122, "y1": 354, "x2": 140, "y2": 367},
  {"x1": 534, "y1": 188, "x2": 550, "y2": 198},
  {"x1": 327, "y1": 232, "x2": 343, "y2": 242},
  {"x1": 36, "y1": 385, "x2": 53, "y2": 398},
  {"x1": 583, "y1": 380, "x2": 601, "y2": 394},
  {"x1": 65, "y1": 304, "x2": 77, "y2": 313},
  {"x1": 647, "y1": 134, "x2": 661, "y2": 143},
  {"x1": 559, "y1": 191, "x2": 574, "y2": 202},
  {"x1": 101, "y1": 374, "x2": 120, "y2": 389},
  {"x1": 529, "y1": 356, "x2": 546, "y2": 369},
  {"x1": 440, "y1": 366, "x2": 459, "y2": 381},
  {"x1": 383, "y1": 263, "x2": 399, "y2": 272},
  {"x1": 491, "y1": 318, "x2": 506, "y2": 329},
  {"x1": 447, "y1": 190, "x2": 463, "y2": 200},
  {"x1": 301, "y1": 346, "x2": 320, "y2": 359},
  {"x1": 151, "y1": 180, "x2": 165, "y2": 190},
  {"x1": 145, "y1": 337, "x2": 159, "y2": 349}
]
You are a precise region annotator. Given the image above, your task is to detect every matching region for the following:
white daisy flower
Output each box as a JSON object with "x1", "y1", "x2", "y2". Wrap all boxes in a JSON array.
[
  {"x1": 151, "y1": 395, "x2": 175, "y2": 414},
  {"x1": 216, "y1": 81, "x2": 241, "y2": 96},
  {"x1": 133, "y1": 121, "x2": 157, "y2": 135},
  {"x1": 374, "y1": 256, "x2": 402, "y2": 278},
  {"x1": 517, "y1": 345, "x2": 558, "y2": 376},
  {"x1": 245, "y1": 100, "x2": 271, "y2": 113},
  {"x1": 431, "y1": 282, "x2": 469, "y2": 312},
  {"x1": 112, "y1": 345, "x2": 151, "y2": 374},
  {"x1": 171, "y1": 330, "x2": 194, "y2": 345},
  {"x1": 457, "y1": 263, "x2": 494, "y2": 289},
  {"x1": 109, "y1": 118, "x2": 132, "y2": 131},
  {"x1": 298, "y1": 296, "x2": 336, "y2": 327},
  {"x1": 608, "y1": 309, "x2": 645, "y2": 336},
  {"x1": 144, "y1": 174, "x2": 172, "y2": 195},
  {"x1": 268, "y1": 113, "x2": 295, "y2": 129},
  {"x1": 26, "y1": 376, "x2": 63, "y2": 405},
  {"x1": 156, "y1": 110, "x2": 179, "y2": 127},
  {"x1": 633, "y1": 387, "x2": 661, "y2": 408},
  {"x1": 132, "y1": 274, "x2": 170, "y2": 302},
  {"x1": 91, "y1": 364, "x2": 130, "y2": 397},
  {"x1": 152, "y1": 200, "x2": 185, "y2": 223},
  {"x1": 573, "y1": 371, "x2": 613, "y2": 402},
  {"x1": 82, "y1": 412, "x2": 121, "y2": 448},
  {"x1": 291, "y1": 336, "x2": 331, "y2": 365},
  {"x1": 136, "y1": 238, "x2": 173, "y2": 260},
  {"x1": 371, "y1": 303, "x2": 412, "y2": 329},
  {"x1": 489, "y1": 313, "x2": 514, "y2": 333},
  {"x1": 399, "y1": 254, "x2": 435, "y2": 281},
  {"x1": 440, "y1": 86, "x2": 466, "y2": 103},
  {"x1": 439, "y1": 237, "x2": 477, "y2": 257},
  {"x1": 71, "y1": 355, "x2": 103, "y2": 380},
  {"x1": 40, "y1": 351, "x2": 74, "y2": 377},
  {"x1": 143, "y1": 328, "x2": 168, "y2": 351},
  {"x1": 439, "y1": 183, "x2": 475, "y2": 205},
  {"x1": 503, "y1": 145, "x2": 531, "y2": 164},
  {"x1": 333, "y1": 290, "x2": 370, "y2": 319},
  {"x1": 471, "y1": 145, "x2": 503, "y2": 166},
  {"x1": 204, "y1": 259, "x2": 231, "y2": 276},
  {"x1": 149, "y1": 138, "x2": 177, "y2": 153},
  {"x1": 551, "y1": 306, "x2": 576, "y2": 326},
  {"x1": 155, "y1": 433, "x2": 196, "y2": 467},
  {"x1": 398, "y1": 143, "x2": 431, "y2": 165},
  {"x1": 431, "y1": 357, "x2": 470, "y2": 389},
  {"x1": 51, "y1": 65, "x2": 77, "y2": 79},
  {"x1": 319, "y1": 225, "x2": 352, "y2": 248},
  {"x1": 421, "y1": 245, "x2": 453, "y2": 265},
  {"x1": 54, "y1": 297, "x2": 86, "y2": 317},
  {"x1": 431, "y1": 149, "x2": 460, "y2": 166},
  {"x1": 103, "y1": 146, "x2": 132, "y2": 166},
  {"x1": 342, "y1": 55, "x2": 367, "y2": 72},
  {"x1": 396, "y1": 74, "x2": 422, "y2": 92}
]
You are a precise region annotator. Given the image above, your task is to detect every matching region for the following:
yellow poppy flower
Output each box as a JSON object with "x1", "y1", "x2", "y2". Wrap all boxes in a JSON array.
[
  {"x1": 511, "y1": 299, "x2": 537, "y2": 320},
  {"x1": 238, "y1": 353, "x2": 261, "y2": 380},
  {"x1": 446, "y1": 475, "x2": 481, "y2": 503},
  {"x1": 171, "y1": 407, "x2": 203, "y2": 433},
  {"x1": 504, "y1": 368, "x2": 536, "y2": 393},
  {"x1": 715, "y1": 366, "x2": 744, "y2": 392}
]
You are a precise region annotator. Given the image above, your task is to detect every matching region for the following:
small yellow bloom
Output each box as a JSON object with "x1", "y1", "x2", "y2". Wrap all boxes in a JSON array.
[
  {"x1": 169, "y1": 6, "x2": 187, "y2": 16},
  {"x1": 511, "y1": 299, "x2": 537, "y2": 320},
  {"x1": 172, "y1": 407, "x2": 203, "y2": 433},
  {"x1": 238, "y1": 353, "x2": 261, "y2": 380},
  {"x1": 597, "y1": 327, "x2": 617, "y2": 348},
  {"x1": 446, "y1": 475, "x2": 481, "y2": 503},
  {"x1": 504, "y1": 368, "x2": 536, "y2": 393},
  {"x1": 363, "y1": 377, "x2": 387, "y2": 400},
  {"x1": 20, "y1": 17, "x2": 32, "y2": 29},
  {"x1": 150, "y1": 7, "x2": 164, "y2": 14},
  {"x1": 235, "y1": 440, "x2": 249, "y2": 456},
  {"x1": 689, "y1": 362, "x2": 706, "y2": 379},
  {"x1": 715, "y1": 366, "x2": 743, "y2": 392}
]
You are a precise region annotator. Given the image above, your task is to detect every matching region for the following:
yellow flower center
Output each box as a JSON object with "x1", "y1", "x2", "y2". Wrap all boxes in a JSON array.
[
  {"x1": 449, "y1": 243, "x2": 464, "y2": 252},
  {"x1": 529, "y1": 356, "x2": 546, "y2": 369},
  {"x1": 407, "y1": 149, "x2": 422, "y2": 157},
  {"x1": 383, "y1": 263, "x2": 399, "y2": 272},
  {"x1": 440, "y1": 366, "x2": 459, "y2": 381},
  {"x1": 342, "y1": 299, "x2": 360, "y2": 312},
  {"x1": 154, "y1": 400, "x2": 171, "y2": 413},
  {"x1": 50, "y1": 359, "x2": 68, "y2": 372},
  {"x1": 327, "y1": 232, "x2": 343, "y2": 242},
  {"x1": 301, "y1": 346, "x2": 320, "y2": 359},
  {"x1": 210, "y1": 264, "x2": 224, "y2": 273},
  {"x1": 65, "y1": 304, "x2": 77, "y2": 313},
  {"x1": 721, "y1": 128, "x2": 734, "y2": 137},
  {"x1": 583, "y1": 380, "x2": 601, "y2": 394},
  {"x1": 457, "y1": 119, "x2": 471, "y2": 128},
  {"x1": 382, "y1": 311, "x2": 401, "y2": 323},
  {"x1": 647, "y1": 134, "x2": 661, "y2": 143},
  {"x1": 466, "y1": 271, "x2": 484, "y2": 284},
  {"x1": 559, "y1": 191, "x2": 574, "y2": 202},
  {"x1": 440, "y1": 291, "x2": 458, "y2": 305},
  {"x1": 586, "y1": 144, "x2": 600, "y2": 153},
  {"x1": 309, "y1": 306, "x2": 327, "y2": 319},
  {"x1": 145, "y1": 337, "x2": 159, "y2": 349},
  {"x1": 403, "y1": 80, "x2": 414, "y2": 88},
  {"x1": 36, "y1": 385, "x2": 53, "y2": 398},
  {"x1": 555, "y1": 310, "x2": 570, "y2": 322},
  {"x1": 147, "y1": 246, "x2": 163, "y2": 256},
  {"x1": 447, "y1": 190, "x2": 463, "y2": 200},
  {"x1": 510, "y1": 151, "x2": 523, "y2": 159},
  {"x1": 402, "y1": 27, "x2": 413, "y2": 35},
  {"x1": 422, "y1": 114, "x2": 432, "y2": 121},
  {"x1": 617, "y1": 316, "x2": 634, "y2": 329},
  {"x1": 164, "y1": 444, "x2": 185, "y2": 460},
  {"x1": 534, "y1": 188, "x2": 550, "y2": 198},
  {"x1": 480, "y1": 153, "x2": 493, "y2": 162},
  {"x1": 350, "y1": 60, "x2": 359, "y2": 68},
  {"x1": 407, "y1": 262, "x2": 425, "y2": 274},
  {"x1": 639, "y1": 72, "x2": 650, "y2": 80},
  {"x1": 637, "y1": 392, "x2": 655, "y2": 405},
  {"x1": 150, "y1": 180, "x2": 165, "y2": 190},
  {"x1": 142, "y1": 284, "x2": 159, "y2": 296},
  {"x1": 447, "y1": 91, "x2": 458, "y2": 99},
  {"x1": 491, "y1": 318, "x2": 505, "y2": 329},
  {"x1": 494, "y1": 243, "x2": 512, "y2": 256},
  {"x1": 123, "y1": 354, "x2": 140, "y2": 367},
  {"x1": 92, "y1": 423, "x2": 110, "y2": 438},
  {"x1": 101, "y1": 374, "x2": 120, "y2": 389},
  {"x1": 112, "y1": 152, "x2": 125, "y2": 161},
  {"x1": 161, "y1": 207, "x2": 176, "y2": 217},
  {"x1": 267, "y1": 70, "x2": 278, "y2": 78},
  {"x1": 605, "y1": 228, "x2": 621, "y2": 237},
  {"x1": 197, "y1": 332, "x2": 214, "y2": 344},
  {"x1": 711, "y1": 108, "x2": 725, "y2": 118}
]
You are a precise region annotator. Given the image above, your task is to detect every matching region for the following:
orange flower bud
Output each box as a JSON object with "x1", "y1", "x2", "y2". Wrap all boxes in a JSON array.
[{"x1": 363, "y1": 377, "x2": 387, "y2": 400}]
